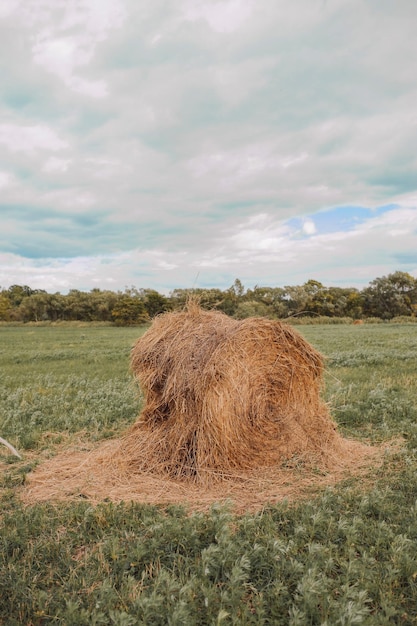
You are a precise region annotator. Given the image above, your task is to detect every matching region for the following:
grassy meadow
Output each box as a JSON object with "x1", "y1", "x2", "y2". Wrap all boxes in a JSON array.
[{"x1": 1, "y1": 322, "x2": 417, "y2": 625}]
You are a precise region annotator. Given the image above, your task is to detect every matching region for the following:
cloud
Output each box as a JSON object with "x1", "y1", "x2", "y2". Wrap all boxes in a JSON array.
[
  {"x1": 32, "y1": 35, "x2": 109, "y2": 98},
  {"x1": 0, "y1": 0, "x2": 416, "y2": 293},
  {"x1": 43, "y1": 156, "x2": 71, "y2": 173},
  {"x1": 0, "y1": 123, "x2": 68, "y2": 153},
  {"x1": 0, "y1": 171, "x2": 13, "y2": 188},
  {"x1": 183, "y1": 0, "x2": 255, "y2": 34},
  {"x1": 3, "y1": 204, "x2": 415, "y2": 294},
  {"x1": 302, "y1": 220, "x2": 316, "y2": 236},
  {"x1": 13, "y1": 0, "x2": 127, "y2": 97}
]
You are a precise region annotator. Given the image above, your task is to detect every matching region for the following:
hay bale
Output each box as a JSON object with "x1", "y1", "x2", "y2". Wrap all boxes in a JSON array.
[{"x1": 122, "y1": 302, "x2": 339, "y2": 484}]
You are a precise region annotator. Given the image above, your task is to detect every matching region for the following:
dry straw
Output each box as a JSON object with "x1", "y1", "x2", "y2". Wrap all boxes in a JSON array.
[
  {"x1": 23, "y1": 302, "x2": 386, "y2": 510},
  {"x1": 124, "y1": 300, "x2": 340, "y2": 483}
]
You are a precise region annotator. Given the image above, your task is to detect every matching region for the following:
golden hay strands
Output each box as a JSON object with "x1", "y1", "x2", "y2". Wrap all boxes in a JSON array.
[{"x1": 121, "y1": 304, "x2": 340, "y2": 483}]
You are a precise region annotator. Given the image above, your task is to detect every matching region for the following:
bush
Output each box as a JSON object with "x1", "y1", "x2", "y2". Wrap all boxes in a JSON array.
[
  {"x1": 390, "y1": 316, "x2": 417, "y2": 324},
  {"x1": 233, "y1": 301, "x2": 272, "y2": 319}
]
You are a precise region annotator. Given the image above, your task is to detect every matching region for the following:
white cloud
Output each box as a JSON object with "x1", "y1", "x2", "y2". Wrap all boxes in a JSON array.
[
  {"x1": 19, "y1": 0, "x2": 126, "y2": 96},
  {"x1": 39, "y1": 189, "x2": 96, "y2": 210},
  {"x1": 33, "y1": 37, "x2": 84, "y2": 77},
  {"x1": 359, "y1": 207, "x2": 417, "y2": 238},
  {"x1": 228, "y1": 213, "x2": 291, "y2": 253},
  {"x1": 1, "y1": 204, "x2": 416, "y2": 293},
  {"x1": 183, "y1": 0, "x2": 254, "y2": 33},
  {"x1": 43, "y1": 156, "x2": 71, "y2": 173},
  {"x1": 210, "y1": 57, "x2": 276, "y2": 108},
  {"x1": 0, "y1": 171, "x2": 13, "y2": 188},
  {"x1": 187, "y1": 142, "x2": 310, "y2": 198},
  {"x1": 302, "y1": 219, "x2": 316, "y2": 236},
  {"x1": 281, "y1": 153, "x2": 308, "y2": 170},
  {"x1": 1, "y1": 1, "x2": 417, "y2": 292},
  {"x1": 0, "y1": 0, "x2": 19, "y2": 19},
  {"x1": 0, "y1": 123, "x2": 68, "y2": 153},
  {"x1": 32, "y1": 36, "x2": 108, "y2": 97}
]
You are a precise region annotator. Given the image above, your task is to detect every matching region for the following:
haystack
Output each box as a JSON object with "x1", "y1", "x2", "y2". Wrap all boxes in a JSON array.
[
  {"x1": 23, "y1": 301, "x2": 389, "y2": 509},
  {"x1": 120, "y1": 302, "x2": 340, "y2": 484}
]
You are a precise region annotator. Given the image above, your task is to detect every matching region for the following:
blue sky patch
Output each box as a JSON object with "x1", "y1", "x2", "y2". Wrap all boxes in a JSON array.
[{"x1": 287, "y1": 205, "x2": 398, "y2": 237}]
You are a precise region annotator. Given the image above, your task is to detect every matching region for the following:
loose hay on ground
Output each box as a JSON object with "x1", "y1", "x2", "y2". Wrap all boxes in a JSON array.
[
  {"x1": 22, "y1": 438, "x2": 388, "y2": 513},
  {"x1": 22, "y1": 304, "x2": 388, "y2": 510}
]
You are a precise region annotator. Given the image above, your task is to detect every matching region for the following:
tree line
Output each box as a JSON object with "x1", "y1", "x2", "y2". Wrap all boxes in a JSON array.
[{"x1": 0, "y1": 271, "x2": 416, "y2": 325}]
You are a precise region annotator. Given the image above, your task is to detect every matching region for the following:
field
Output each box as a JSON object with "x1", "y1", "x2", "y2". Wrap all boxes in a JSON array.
[{"x1": 1, "y1": 323, "x2": 417, "y2": 625}]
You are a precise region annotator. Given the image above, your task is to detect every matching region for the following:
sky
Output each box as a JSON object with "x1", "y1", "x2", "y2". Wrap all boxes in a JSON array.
[{"x1": 0, "y1": 0, "x2": 417, "y2": 294}]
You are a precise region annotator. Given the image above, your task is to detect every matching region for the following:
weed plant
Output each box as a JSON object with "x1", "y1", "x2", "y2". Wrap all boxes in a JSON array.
[{"x1": 1, "y1": 324, "x2": 417, "y2": 625}]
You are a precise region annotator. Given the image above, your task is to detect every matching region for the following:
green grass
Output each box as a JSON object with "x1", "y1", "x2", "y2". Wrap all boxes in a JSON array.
[
  {"x1": 0, "y1": 326, "x2": 143, "y2": 450},
  {"x1": 1, "y1": 323, "x2": 417, "y2": 625},
  {"x1": 302, "y1": 325, "x2": 417, "y2": 446}
]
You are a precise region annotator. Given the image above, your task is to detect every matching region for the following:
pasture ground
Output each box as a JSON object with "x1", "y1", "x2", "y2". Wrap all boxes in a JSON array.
[{"x1": 1, "y1": 323, "x2": 417, "y2": 624}]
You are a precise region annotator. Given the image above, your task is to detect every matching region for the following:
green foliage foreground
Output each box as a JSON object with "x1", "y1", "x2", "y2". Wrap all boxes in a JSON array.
[{"x1": 1, "y1": 324, "x2": 417, "y2": 625}]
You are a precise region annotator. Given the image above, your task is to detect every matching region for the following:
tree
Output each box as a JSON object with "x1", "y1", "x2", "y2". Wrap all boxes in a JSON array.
[
  {"x1": 17, "y1": 291, "x2": 50, "y2": 322},
  {"x1": 230, "y1": 278, "x2": 245, "y2": 298},
  {"x1": 64, "y1": 290, "x2": 95, "y2": 321},
  {"x1": 88, "y1": 289, "x2": 118, "y2": 322},
  {"x1": 141, "y1": 289, "x2": 171, "y2": 317},
  {"x1": 283, "y1": 284, "x2": 312, "y2": 316},
  {"x1": 6, "y1": 285, "x2": 34, "y2": 307},
  {"x1": 234, "y1": 300, "x2": 271, "y2": 319},
  {"x1": 330, "y1": 287, "x2": 363, "y2": 319},
  {"x1": 111, "y1": 294, "x2": 149, "y2": 326},
  {"x1": 219, "y1": 279, "x2": 246, "y2": 316},
  {"x1": 362, "y1": 271, "x2": 417, "y2": 319},
  {"x1": 0, "y1": 294, "x2": 11, "y2": 321},
  {"x1": 245, "y1": 286, "x2": 288, "y2": 317}
]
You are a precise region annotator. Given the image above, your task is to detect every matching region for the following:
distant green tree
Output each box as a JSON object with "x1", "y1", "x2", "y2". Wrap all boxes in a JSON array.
[
  {"x1": 330, "y1": 287, "x2": 363, "y2": 319},
  {"x1": 64, "y1": 290, "x2": 95, "y2": 321},
  {"x1": 283, "y1": 283, "x2": 312, "y2": 316},
  {"x1": 219, "y1": 279, "x2": 246, "y2": 316},
  {"x1": 111, "y1": 295, "x2": 149, "y2": 326},
  {"x1": 2, "y1": 272, "x2": 415, "y2": 323},
  {"x1": 362, "y1": 271, "x2": 417, "y2": 319},
  {"x1": 17, "y1": 291, "x2": 50, "y2": 322},
  {"x1": 283, "y1": 281, "x2": 363, "y2": 318},
  {"x1": 141, "y1": 289, "x2": 171, "y2": 317},
  {"x1": 7, "y1": 285, "x2": 34, "y2": 307},
  {"x1": 303, "y1": 281, "x2": 340, "y2": 316},
  {"x1": 245, "y1": 286, "x2": 288, "y2": 317},
  {"x1": 230, "y1": 278, "x2": 245, "y2": 298},
  {"x1": 234, "y1": 300, "x2": 271, "y2": 319},
  {"x1": 0, "y1": 294, "x2": 12, "y2": 321},
  {"x1": 88, "y1": 289, "x2": 118, "y2": 322}
]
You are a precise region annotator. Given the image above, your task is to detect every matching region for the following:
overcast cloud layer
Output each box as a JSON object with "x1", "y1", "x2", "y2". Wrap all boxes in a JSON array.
[{"x1": 1, "y1": 0, "x2": 416, "y2": 293}]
